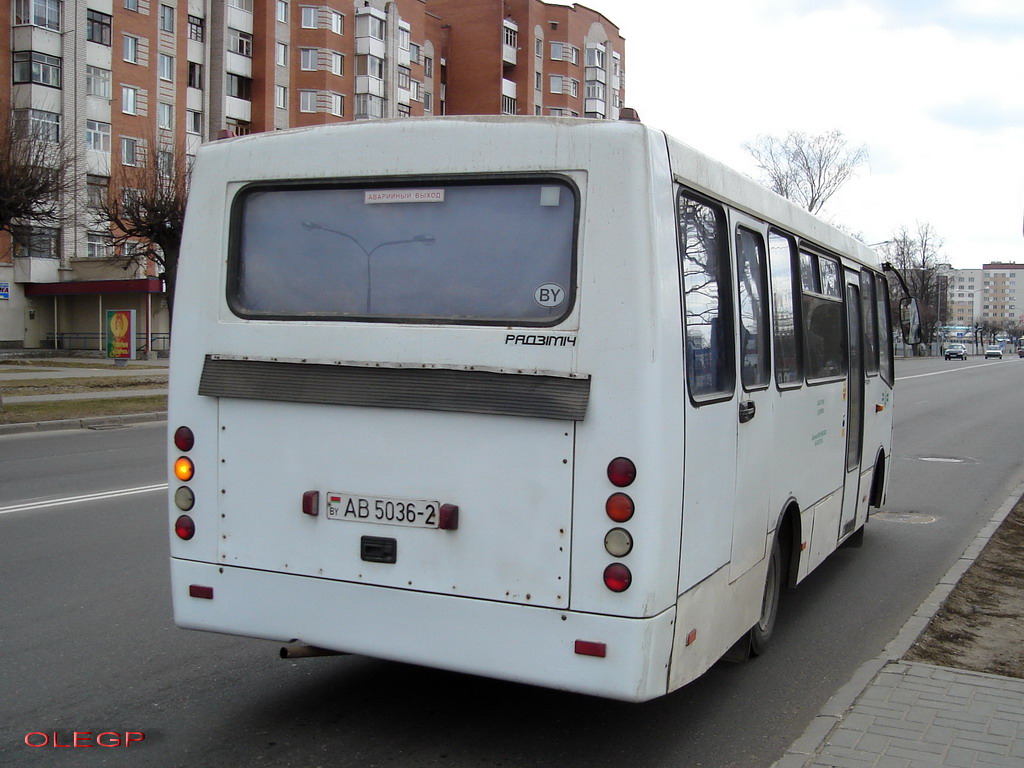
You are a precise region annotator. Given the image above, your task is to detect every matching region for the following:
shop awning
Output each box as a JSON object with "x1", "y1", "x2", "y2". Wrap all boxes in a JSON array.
[{"x1": 24, "y1": 278, "x2": 164, "y2": 296}]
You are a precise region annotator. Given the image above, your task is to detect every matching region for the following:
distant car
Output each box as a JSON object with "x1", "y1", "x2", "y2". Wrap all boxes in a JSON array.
[
  {"x1": 984, "y1": 345, "x2": 1003, "y2": 359},
  {"x1": 944, "y1": 343, "x2": 967, "y2": 360}
]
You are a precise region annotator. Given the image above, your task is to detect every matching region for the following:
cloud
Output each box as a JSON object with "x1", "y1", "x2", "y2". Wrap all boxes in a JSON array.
[{"x1": 930, "y1": 100, "x2": 1024, "y2": 132}]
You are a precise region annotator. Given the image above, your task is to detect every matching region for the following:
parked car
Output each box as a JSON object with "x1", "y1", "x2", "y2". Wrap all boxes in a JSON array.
[
  {"x1": 944, "y1": 343, "x2": 967, "y2": 360},
  {"x1": 1018, "y1": 346, "x2": 1024, "y2": 358},
  {"x1": 984, "y1": 345, "x2": 1003, "y2": 359}
]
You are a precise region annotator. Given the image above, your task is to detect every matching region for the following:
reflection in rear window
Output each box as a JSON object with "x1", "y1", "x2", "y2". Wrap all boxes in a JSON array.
[{"x1": 230, "y1": 180, "x2": 577, "y2": 324}]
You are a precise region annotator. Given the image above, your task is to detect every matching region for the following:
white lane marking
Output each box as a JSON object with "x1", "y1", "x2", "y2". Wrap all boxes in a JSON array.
[
  {"x1": 0, "y1": 483, "x2": 168, "y2": 516},
  {"x1": 896, "y1": 360, "x2": 1007, "y2": 381}
]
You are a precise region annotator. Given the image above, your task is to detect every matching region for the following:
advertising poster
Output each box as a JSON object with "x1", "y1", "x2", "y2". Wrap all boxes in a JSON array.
[{"x1": 106, "y1": 309, "x2": 136, "y2": 360}]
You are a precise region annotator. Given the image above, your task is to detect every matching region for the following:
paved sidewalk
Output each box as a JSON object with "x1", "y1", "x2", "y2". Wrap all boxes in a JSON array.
[
  {"x1": 792, "y1": 661, "x2": 1024, "y2": 768},
  {"x1": 774, "y1": 482, "x2": 1024, "y2": 768}
]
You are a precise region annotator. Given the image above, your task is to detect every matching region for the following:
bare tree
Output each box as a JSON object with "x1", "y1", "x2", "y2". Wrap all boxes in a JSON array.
[
  {"x1": 93, "y1": 141, "x2": 191, "y2": 324},
  {"x1": 744, "y1": 130, "x2": 868, "y2": 215},
  {"x1": 880, "y1": 222, "x2": 946, "y2": 345},
  {"x1": 0, "y1": 103, "x2": 74, "y2": 251}
]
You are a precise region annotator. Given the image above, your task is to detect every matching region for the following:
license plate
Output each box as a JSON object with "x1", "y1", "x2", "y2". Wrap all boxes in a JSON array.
[{"x1": 325, "y1": 492, "x2": 440, "y2": 529}]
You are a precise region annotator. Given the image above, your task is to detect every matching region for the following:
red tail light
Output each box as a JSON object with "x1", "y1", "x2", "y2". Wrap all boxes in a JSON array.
[
  {"x1": 173, "y1": 426, "x2": 195, "y2": 452},
  {"x1": 175, "y1": 515, "x2": 196, "y2": 540},
  {"x1": 607, "y1": 457, "x2": 636, "y2": 488},
  {"x1": 603, "y1": 563, "x2": 632, "y2": 592}
]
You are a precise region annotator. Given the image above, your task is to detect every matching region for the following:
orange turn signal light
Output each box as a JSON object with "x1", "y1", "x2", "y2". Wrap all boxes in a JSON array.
[{"x1": 174, "y1": 457, "x2": 195, "y2": 482}]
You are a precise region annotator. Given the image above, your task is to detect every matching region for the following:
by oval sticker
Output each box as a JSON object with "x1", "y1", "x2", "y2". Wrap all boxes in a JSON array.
[{"x1": 535, "y1": 284, "x2": 566, "y2": 308}]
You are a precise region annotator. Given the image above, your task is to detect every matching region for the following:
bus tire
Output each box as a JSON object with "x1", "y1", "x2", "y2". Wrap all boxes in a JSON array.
[{"x1": 749, "y1": 537, "x2": 782, "y2": 657}]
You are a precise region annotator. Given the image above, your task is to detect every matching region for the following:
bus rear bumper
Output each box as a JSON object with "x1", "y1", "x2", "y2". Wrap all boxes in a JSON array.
[{"x1": 171, "y1": 558, "x2": 676, "y2": 702}]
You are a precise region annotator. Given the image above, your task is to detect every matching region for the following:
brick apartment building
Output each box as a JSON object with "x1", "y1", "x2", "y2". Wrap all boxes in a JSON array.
[{"x1": 1, "y1": 0, "x2": 625, "y2": 351}]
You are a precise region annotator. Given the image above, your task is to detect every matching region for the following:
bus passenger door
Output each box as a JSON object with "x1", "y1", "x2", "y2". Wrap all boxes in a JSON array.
[
  {"x1": 840, "y1": 273, "x2": 865, "y2": 538},
  {"x1": 729, "y1": 217, "x2": 772, "y2": 581}
]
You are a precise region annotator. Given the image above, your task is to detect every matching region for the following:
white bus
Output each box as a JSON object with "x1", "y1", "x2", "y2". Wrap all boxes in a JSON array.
[{"x1": 168, "y1": 116, "x2": 916, "y2": 702}]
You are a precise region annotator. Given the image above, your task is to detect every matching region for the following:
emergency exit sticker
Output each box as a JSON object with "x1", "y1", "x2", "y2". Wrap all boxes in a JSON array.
[
  {"x1": 364, "y1": 189, "x2": 445, "y2": 204},
  {"x1": 534, "y1": 283, "x2": 566, "y2": 307}
]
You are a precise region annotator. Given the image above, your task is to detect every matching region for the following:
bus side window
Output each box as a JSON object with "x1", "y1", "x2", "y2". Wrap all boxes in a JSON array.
[
  {"x1": 860, "y1": 270, "x2": 880, "y2": 375},
  {"x1": 876, "y1": 273, "x2": 895, "y2": 385},
  {"x1": 736, "y1": 226, "x2": 770, "y2": 390},
  {"x1": 678, "y1": 191, "x2": 735, "y2": 400},
  {"x1": 801, "y1": 251, "x2": 846, "y2": 380},
  {"x1": 769, "y1": 231, "x2": 802, "y2": 387}
]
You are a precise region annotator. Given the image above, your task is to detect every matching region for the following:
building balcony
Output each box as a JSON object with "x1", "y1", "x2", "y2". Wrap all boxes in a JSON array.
[
  {"x1": 355, "y1": 76, "x2": 385, "y2": 98},
  {"x1": 14, "y1": 257, "x2": 60, "y2": 284},
  {"x1": 225, "y1": 96, "x2": 252, "y2": 122}
]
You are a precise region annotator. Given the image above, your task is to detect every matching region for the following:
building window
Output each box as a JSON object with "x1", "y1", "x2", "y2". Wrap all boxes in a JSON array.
[
  {"x1": 13, "y1": 226, "x2": 60, "y2": 259},
  {"x1": 86, "y1": 175, "x2": 109, "y2": 208},
  {"x1": 87, "y1": 233, "x2": 112, "y2": 259},
  {"x1": 424, "y1": 56, "x2": 433, "y2": 78},
  {"x1": 159, "y1": 4, "x2": 175, "y2": 32},
  {"x1": 228, "y1": 29, "x2": 253, "y2": 57},
  {"x1": 86, "y1": 65, "x2": 111, "y2": 98},
  {"x1": 502, "y1": 95, "x2": 516, "y2": 115},
  {"x1": 409, "y1": 42, "x2": 420, "y2": 64},
  {"x1": 300, "y1": 48, "x2": 318, "y2": 71},
  {"x1": 187, "y1": 15, "x2": 204, "y2": 42},
  {"x1": 330, "y1": 52, "x2": 344, "y2": 76},
  {"x1": 121, "y1": 137, "x2": 139, "y2": 166},
  {"x1": 355, "y1": 55, "x2": 383, "y2": 79},
  {"x1": 550, "y1": 42, "x2": 579, "y2": 65},
  {"x1": 157, "y1": 102, "x2": 173, "y2": 129},
  {"x1": 15, "y1": 0, "x2": 61, "y2": 30},
  {"x1": 17, "y1": 109, "x2": 61, "y2": 142},
  {"x1": 123, "y1": 35, "x2": 139, "y2": 63},
  {"x1": 355, "y1": 94, "x2": 383, "y2": 119},
  {"x1": 227, "y1": 74, "x2": 252, "y2": 101},
  {"x1": 228, "y1": 0, "x2": 253, "y2": 11},
  {"x1": 585, "y1": 46, "x2": 605, "y2": 68},
  {"x1": 423, "y1": 92, "x2": 433, "y2": 113},
  {"x1": 301, "y1": 6, "x2": 318, "y2": 28},
  {"x1": 275, "y1": 42, "x2": 288, "y2": 66},
  {"x1": 330, "y1": 11, "x2": 344, "y2": 35},
  {"x1": 397, "y1": 65, "x2": 411, "y2": 90},
  {"x1": 122, "y1": 86, "x2": 138, "y2": 115},
  {"x1": 187, "y1": 62, "x2": 202, "y2": 89},
  {"x1": 157, "y1": 151, "x2": 174, "y2": 177},
  {"x1": 86, "y1": 120, "x2": 111, "y2": 151},
  {"x1": 158, "y1": 54, "x2": 174, "y2": 81},
  {"x1": 12, "y1": 51, "x2": 62, "y2": 88},
  {"x1": 503, "y1": 24, "x2": 518, "y2": 49},
  {"x1": 299, "y1": 90, "x2": 317, "y2": 112},
  {"x1": 186, "y1": 110, "x2": 202, "y2": 135},
  {"x1": 125, "y1": 0, "x2": 138, "y2": 10},
  {"x1": 330, "y1": 93, "x2": 344, "y2": 117},
  {"x1": 398, "y1": 103, "x2": 410, "y2": 118},
  {"x1": 356, "y1": 13, "x2": 385, "y2": 40},
  {"x1": 276, "y1": 1, "x2": 288, "y2": 22},
  {"x1": 398, "y1": 26, "x2": 410, "y2": 50},
  {"x1": 550, "y1": 75, "x2": 577, "y2": 95},
  {"x1": 87, "y1": 10, "x2": 112, "y2": 45},
  {"x1": 275, "y1": 85, "x2": 287, "y2": 109},
  {"x1": 535, "y1": 38, "x2": 542, "y2": 58}
]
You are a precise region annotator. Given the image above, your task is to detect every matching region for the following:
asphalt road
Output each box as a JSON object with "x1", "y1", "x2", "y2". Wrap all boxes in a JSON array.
[{"x1": 2, "y1": 355, "x2": 1022, "y2": 767}]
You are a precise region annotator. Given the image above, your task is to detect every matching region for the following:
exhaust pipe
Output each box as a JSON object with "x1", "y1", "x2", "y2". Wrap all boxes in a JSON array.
[{"x1": 279, "y1": 645, "x2": 348, "y2": 659}]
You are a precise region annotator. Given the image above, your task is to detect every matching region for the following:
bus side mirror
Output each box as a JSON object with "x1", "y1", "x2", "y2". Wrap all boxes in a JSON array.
[{"x1": 900, "y1": 297, "x2": 923, "y2": 345}]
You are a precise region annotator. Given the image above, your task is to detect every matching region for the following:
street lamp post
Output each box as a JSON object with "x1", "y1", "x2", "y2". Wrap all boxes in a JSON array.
[{"x1": 301, "y1": 221, "x2": 434, "y2": 313}]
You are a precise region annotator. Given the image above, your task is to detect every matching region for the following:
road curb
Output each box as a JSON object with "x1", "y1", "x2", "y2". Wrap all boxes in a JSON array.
[
  {"x1": 771, "y1": 474, "x2": 1024, "y2": 767},
  {"x1": 0, "y1": 411, "x2": 167, "y2": 436}
]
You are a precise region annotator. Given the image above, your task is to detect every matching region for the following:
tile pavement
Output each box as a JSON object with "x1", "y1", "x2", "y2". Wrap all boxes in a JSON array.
[{"x1": 774, "y1": 479, "x2": 1024, "y2": 768}]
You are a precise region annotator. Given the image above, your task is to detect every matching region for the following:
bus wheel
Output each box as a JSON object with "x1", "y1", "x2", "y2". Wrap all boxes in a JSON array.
[{"x1": 750, "y1": 537, "x2": 782, "y2": 656}]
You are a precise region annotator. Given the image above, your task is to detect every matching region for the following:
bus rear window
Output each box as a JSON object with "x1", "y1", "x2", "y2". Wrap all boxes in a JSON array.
[{"x1": 229, "y1": 180, "x2": 577, "y2": 325}]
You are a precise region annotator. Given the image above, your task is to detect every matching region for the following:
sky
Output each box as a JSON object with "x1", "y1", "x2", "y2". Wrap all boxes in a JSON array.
[{"x1": 567, "y1": 0, "x2": 1024, "y2": 269}]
